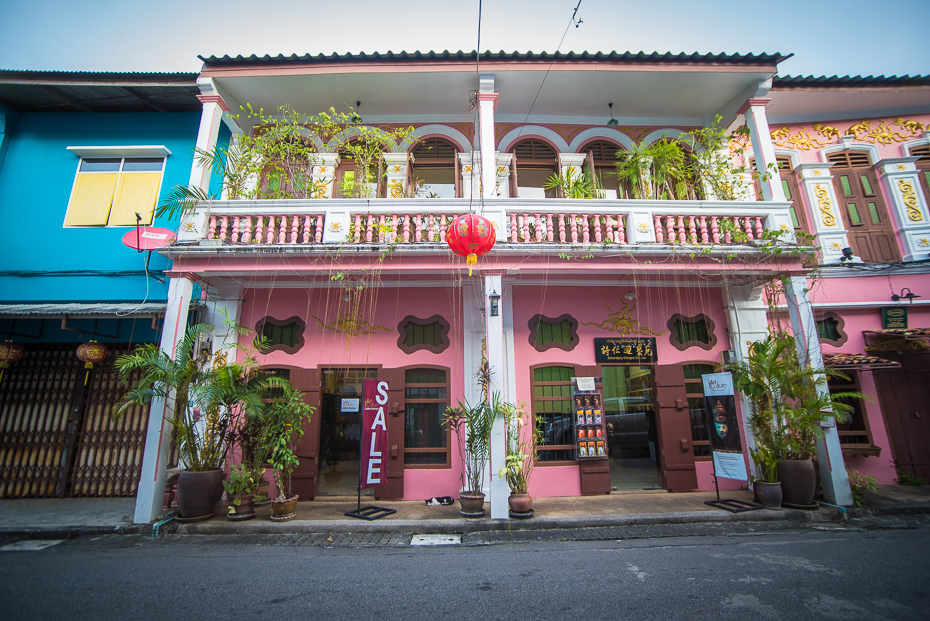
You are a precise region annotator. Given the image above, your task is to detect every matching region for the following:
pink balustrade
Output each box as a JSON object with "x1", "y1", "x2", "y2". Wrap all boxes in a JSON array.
[{"x1": 202, "y1": 211, "x2": 769, "y2": 247}]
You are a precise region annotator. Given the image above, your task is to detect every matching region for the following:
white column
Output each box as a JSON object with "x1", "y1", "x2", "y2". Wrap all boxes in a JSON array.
[
  {"x1": 484, "y1": 273, "x2": 509, "y2": 519},
  {"x1": 723, "y1": 283, "x2": 771, "y2": 463},
  {"x1": 877, "y1": 157, "x2": 930, "y2": 261},
  {"x1": 796, "y1": 163, "x2": 852, "y2": 264},
  {"x1": 495, "y1": 152, "x2": 513, "y2": 199},
  {"x1": 383, "y1": 153, "x2": 409, "y2": 198},
  {"x1": 311, "y1": 154, "x2": 340, "y2": 198},
  {"x1": 783, "y1": 275, "x2": 853, "y2": 506},
  {"x1": 133, "y1": 276, "x2": 194, "y2": 524},
  {"x1": 177, "y1": 95, "x2": 229, "y2": 243},
  {"x1": 559, "y1": 153, "x2": 587, "y2": 178},
  {"x1": 476, "y1": 74, "x2": 498, "y2": 200},
  {"x1": 742, "y1": 98, "x2": 787, "y2": 202}
]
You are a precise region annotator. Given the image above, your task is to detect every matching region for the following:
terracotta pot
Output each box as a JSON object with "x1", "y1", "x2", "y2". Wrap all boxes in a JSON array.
[
  {"x1": 270, "y1": 495, "x2": 299, "y2": 521},
  {"x1": 176, "y1": 470, "x2": 224, "y2": 519},
  {"x1": 755, "y1": 481, "x2": 783, "y2": 510},
  {"x1": 458, "y1": 492, "x2": 486, "y2": 518},
  {"x1": 228, "y1": 493, "x2": 255, "y2": 520},
  {"x1": 508, "y1": 493, "x2": 533, "y2": 516},
  {"x1": 778, "y1": 459, "x2": 817, "y2": 507}
]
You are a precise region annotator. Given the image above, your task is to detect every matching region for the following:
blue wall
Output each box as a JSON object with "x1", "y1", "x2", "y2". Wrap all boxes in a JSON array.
[{"x1": 0, "y1": 111, "x2": 200, "y2": 304}]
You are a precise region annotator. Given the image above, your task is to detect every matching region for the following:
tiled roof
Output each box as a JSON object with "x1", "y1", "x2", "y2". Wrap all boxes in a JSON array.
[
  {"x1": 774, "y1": 75, "x2": 930, "y2": 88},
  {"x1": 864, "y1": 328, "x2": 930, "y2": 336},
  {"x1": 0, "y1": 303, "x2": 166, "y2": 317},
  {"x1": 199, "y1": 50, "x2": 789, "y2": 68},
  {"x1": 823, "y1": 352, "x2": 901, "y2": 370}
]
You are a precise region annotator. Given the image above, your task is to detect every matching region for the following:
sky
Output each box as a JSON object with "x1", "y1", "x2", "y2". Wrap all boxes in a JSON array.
[{"x1": 1, "y1": 0, "x2": 929, "y2": 78}]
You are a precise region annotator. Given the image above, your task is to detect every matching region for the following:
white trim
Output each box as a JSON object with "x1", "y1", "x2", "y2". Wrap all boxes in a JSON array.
[
  {"x1": 904, "y1": 135, "x2": 930, "y2": 157},
  {"x1": 641, "y1": 128, "x2": 690, "y2": 147},
  {"x1": 400, "y1": 124, "x2": 473, "y2": 152},
  {"x1": 66, "y1": 145, "x2": 172, "y2": 158},
  {"x1": 568, "y1": 128, "x2": 635, "y2": 153},
  {"x1": 497, "y1": 126, "x2": 570, "y2": 153},
  {"x1": 819, "y1": 141, "x2": 881, "y2": 165}
]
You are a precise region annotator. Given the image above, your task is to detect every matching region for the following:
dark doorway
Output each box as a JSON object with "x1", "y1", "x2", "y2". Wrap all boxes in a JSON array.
[
  {"x1": 317, "y1": 367, "x2": 377, "y2": 496},
  {"x1": 601, "y1": 365, "x2": 661, "y2": 490},
  {"x1": 874, "y1": 352, "x2": 930, "y2": 479}
]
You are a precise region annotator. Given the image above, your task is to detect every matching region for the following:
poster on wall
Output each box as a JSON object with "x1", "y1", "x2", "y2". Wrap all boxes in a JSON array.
[{"x1": 701, "y1": 372, "x2": 747, "y2": 481}]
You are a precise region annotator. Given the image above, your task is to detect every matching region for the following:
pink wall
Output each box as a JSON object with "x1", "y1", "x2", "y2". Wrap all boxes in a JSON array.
[{"x1": 511, "y1": 283, "x2": 734, "y2": 495}]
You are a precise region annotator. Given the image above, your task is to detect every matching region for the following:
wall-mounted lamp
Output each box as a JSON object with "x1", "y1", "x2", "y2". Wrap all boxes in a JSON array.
[
  {"x1": 722, "y1": 350, "x2": 737, "y2": 365},
  {"x1": 891, "y1": 287, "x2": 922, "y2": 303},
  {"x1": 489, "y1": 289, "x2": 500, "y2": 317},
  {"x1": 606, "y1": 103, "x2": 619, "y2": 128},
  {"x1": 352, "y1": 101, "x2": 363, "y2": 124},
  {"x1": 840, "y1": 247, "x2": 855, "y2": 262}
]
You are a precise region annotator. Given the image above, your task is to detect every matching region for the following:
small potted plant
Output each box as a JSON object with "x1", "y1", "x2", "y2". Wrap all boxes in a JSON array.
[
  {"x1": 223, "y1": 463, "x2": 261, "y2": 520},
  {"x1": 263, "y1": 381, "x2": 314, "y2": 522},
  {"x1": 443, "y1": 397, "x2": 494, "y2": 518},
  {"x1": 497, "y1": 396, "x2": 542, "y2": 518}
]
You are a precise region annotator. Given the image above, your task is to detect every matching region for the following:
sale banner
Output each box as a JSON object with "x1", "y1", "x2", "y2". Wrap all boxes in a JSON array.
[{"x1": 360, "y1": 379, "x2": 389, "y2": 489}]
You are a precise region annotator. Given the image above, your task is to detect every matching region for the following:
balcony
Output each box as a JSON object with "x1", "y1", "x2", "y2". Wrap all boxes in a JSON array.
[{"x1": 176, "y1": 198, "x2": 796, "y2": 253}]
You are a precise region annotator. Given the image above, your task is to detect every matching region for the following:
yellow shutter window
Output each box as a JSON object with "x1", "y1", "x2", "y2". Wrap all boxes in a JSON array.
[
  {"x1": 109, "y1": 172, "x2": 163, "y2": 225},
  {"x1": 64, "y1": 173, "x2": 119, "y2": 226}
]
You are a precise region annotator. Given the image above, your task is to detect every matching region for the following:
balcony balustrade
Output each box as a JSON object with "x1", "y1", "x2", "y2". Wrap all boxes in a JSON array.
[{"x1": 185, "y1": 197, "x2": 793, "y2": 250}]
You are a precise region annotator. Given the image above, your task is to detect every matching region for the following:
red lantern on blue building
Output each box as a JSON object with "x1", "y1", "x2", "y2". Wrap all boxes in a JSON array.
[{"x1": 446, "y1": 214, "x2": 496, "y2": 276}]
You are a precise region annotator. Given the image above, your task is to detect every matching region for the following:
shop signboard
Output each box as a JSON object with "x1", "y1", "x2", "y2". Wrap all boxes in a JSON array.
[
  {"x1": 360, "y1": 379, "x2": 389, "y2": 488},
  {"x1": 701, "y1": 372, "x2": 747, "y2": 481},
  {"x1": 882, "y1": 306, "x2": 907, "y2": 329},
  {"x1": 594, "y1": 337, "x2": 657, "y2": 363}
]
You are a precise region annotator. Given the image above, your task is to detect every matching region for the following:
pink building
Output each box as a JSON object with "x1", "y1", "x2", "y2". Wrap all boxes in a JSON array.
[{"x1": 131, "y1": 52, "x2": 930, "y2": 523}]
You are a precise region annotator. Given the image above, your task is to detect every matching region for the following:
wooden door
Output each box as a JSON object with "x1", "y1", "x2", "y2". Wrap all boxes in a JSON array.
[
  {"x1": 290, "y1": 367, "x2": 321, "y2": 500},
  {"x1": 913, "y1": 144, "x2": 930, "y2": 204},
  {"x1": 373, "y1": 367, "x2": 406, "y2": 500},
  {"x1": 874, "y1": 352, "x2": 930, "y2": 479},
  {"x1": 575, "y1": 365, "x2": 611, "y2": 495},
  {"x1": 654, "y1": 363, "x2": 698, "y2": 491},
  {"x1": 829, "y1": 152, "x2": 900, "y2": 262}
]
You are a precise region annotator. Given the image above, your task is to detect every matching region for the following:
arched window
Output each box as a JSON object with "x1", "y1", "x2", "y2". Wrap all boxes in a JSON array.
[
  {"x1": 409, "y1": 138, "x2": 459, "y2": 198},
  {"x1": 511, "y1": 139, "x2": 559, "y2": 198},
  {"x1": 582, "y1": 140, "x2": 624, "y2": 199},
  {"x1": 827, "y1": 150, "x2": 899, "y2": 262},
  {"x1": 335, "y1": 140, "x2": 383, "y2": 198}
]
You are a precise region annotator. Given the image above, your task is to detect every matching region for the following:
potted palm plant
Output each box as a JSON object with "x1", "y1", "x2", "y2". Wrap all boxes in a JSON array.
[
  {"x1": 443, "y1": 397, "x2": 495, "y2": 518},
  {"x1": 113, "y1": 322, "x2": 270, "y2": 522},
  {"x1": 262, "y1": 381, "x2": 314, "y2": 521},
  {"x1": 725, "y1": 333, "x2": 860, "y2": 509},
  {"x1": 497, "y1": 396, "x2": 543, "y2": 518}
]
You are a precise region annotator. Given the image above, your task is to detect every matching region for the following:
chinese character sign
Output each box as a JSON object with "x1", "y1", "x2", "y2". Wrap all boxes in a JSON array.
[
  {"x1": 361, "y1": 379, "x2": 389, "y2": 488},
  {"x1": 593, "y1": 337, "x2": 657, "y2": 363}
]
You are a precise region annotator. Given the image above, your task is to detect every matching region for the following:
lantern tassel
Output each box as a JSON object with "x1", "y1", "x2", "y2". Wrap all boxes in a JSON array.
[{"x1": 466, "y1": 253, "x2": 477, "y2": 276}]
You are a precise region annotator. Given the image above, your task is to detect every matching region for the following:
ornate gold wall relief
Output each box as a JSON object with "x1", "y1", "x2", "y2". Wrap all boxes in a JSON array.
[
  {"x1": 311, "y1": 302, "x2": 391, "y2": 347},
  {"x1": 898, "y1": 179, "x2": 924, "y2": 222},
  {"x1": 582, "y1": 294, "x2": 667, "y2": 337},
  {"x1": 845, "y1": 118, "x2": 925, "y2": 145},
  {"x1": 771, "y1": 125, "x2": 837, "y2": 150},
  {"x1": 815, "y1": 184, "x2": 836, "y2": 227}
]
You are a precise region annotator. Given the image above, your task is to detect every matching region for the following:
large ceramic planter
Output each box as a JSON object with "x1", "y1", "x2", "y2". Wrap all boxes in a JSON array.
[
  {"x1": 270, "y1": 495, "x2": 298, "y2": 522},
  {"x1": 458, "y1": 492, "x2": 486, "y2": 518},
  {"x1": 508, "y1": 493, "x2": 534, "y2": 518},
  {"x1": 755, "y1": 481, "x2": 783, "y2": 510},
  {"x1": 778, "y1": 459, "x2": 817, "y2": 508},
  {"x1": 176, "y1": 470, "x2": 224, "y2": 520}
]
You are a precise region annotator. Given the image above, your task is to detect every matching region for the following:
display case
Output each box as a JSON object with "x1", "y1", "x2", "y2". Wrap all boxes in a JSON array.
[{"x1": 571, "y1": 378, "x2": 607, "y2": 461}]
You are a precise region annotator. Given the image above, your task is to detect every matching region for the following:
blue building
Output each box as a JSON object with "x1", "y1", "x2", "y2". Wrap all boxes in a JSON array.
[{"x1": 0, "y1": 70, "x2": 210, "y2": 499}]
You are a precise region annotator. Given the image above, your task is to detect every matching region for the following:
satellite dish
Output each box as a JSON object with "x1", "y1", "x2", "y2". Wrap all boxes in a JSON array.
[{"x1": 122, "y1": 227, "x2": 176, "y2": 251}]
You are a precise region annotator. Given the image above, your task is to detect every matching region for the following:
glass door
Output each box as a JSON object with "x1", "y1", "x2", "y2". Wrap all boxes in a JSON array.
[
  {"x1": 601, "y1": 365, "x2": 661, "y2": 490},
  {"x1": 317, "y1": 367, "x2": 378, "y2": 496}
]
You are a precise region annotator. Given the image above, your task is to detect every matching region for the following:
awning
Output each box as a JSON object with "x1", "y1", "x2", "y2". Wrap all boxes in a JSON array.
[
  {"x1": 0, "y1": 303, "x2": 166, "y2": 318},
  {"x1": 863, "y1": 329, "x2": 930, "y2": 352},
  {"x1": 823, "y1": 352, "x2": 902, "y2": 371}
]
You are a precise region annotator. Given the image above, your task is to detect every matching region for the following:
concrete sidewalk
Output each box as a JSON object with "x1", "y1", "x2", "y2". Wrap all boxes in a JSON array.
[{"x1": 2, "y1": 485, "x2": 928, "y2": 539}]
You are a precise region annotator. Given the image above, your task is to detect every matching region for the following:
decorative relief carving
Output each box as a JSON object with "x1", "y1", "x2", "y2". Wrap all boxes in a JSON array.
[
  {"x1": 771, "y1": 126, "x2": 833, "y2": 150},
  {"x1": 845, "y1": 117, "x2": 925, "y2": 144},
  {"x1": 898, "y1": 179, "x2": 923, "y2": 222},
  {"x1": 637, "y1": 222, "x2": 650, "y2": 233},
  {"x1": 812, "y1": 123, "x2": 841, "y2": 140},
  {"x1": 311, "y1": 180, "x2": 329, "y2": 198},
  {"x1": 815, "y1": 184, "x2": 836, "y2": 226},
  {"x1": 830, "y1": 242, "x2": 841, "y2": 250},
  {"x1": 311, "y1": 303, "x2": 390, "y2": 347},
  {"x1": 389, "y1": 180, "x2": 404, "y2": 198},
  {"x1": 918, "y1": 238, "x2": 930, "y2": 247},
  {"x1": 582, "y1": 294, "x2": 667, "y2": 337}
]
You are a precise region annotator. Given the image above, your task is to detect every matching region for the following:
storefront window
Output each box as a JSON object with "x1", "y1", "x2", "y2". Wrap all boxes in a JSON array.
[
  {"x1": 684, "y1": 363, "x2": 715, "y2": 459},
  {"x1": 404, "y1": 367, "x2": 449, "y2": 467},
  {"x1": 532, "y1": 365, "x2": 576, "y2": 462},
  {"x1": 832, "y1": 371, "x2": 875, "y2": 452}
]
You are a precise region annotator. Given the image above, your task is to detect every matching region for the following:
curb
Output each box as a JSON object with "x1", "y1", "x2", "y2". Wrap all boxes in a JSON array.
[{"x1": 0, "y1": 524, "x2": 149, "y2": 541}]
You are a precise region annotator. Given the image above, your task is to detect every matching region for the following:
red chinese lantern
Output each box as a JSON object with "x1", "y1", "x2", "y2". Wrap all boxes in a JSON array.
[
  {"x1": 76, "y1": 340, "x2": 108, "y2": 369},
  {"x1": 446, "y1": 213, "x2": 496, "y2": 276},
  {"x1": 0, "y1": 340, "x2": 25, "y2": 384}
]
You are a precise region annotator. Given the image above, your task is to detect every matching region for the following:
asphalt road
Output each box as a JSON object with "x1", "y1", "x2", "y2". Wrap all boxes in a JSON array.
[{"x1": 1, "y1": 519, "x2": 928, "y2": 620}]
